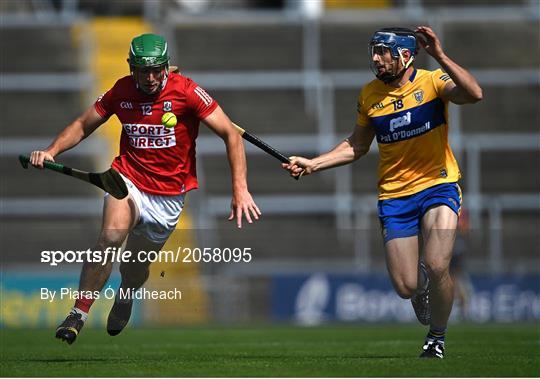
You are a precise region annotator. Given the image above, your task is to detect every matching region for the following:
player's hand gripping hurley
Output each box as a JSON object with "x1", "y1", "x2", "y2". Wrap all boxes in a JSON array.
[{"x1": 19, "y1": 155, "x2": 128, "y2": 199}]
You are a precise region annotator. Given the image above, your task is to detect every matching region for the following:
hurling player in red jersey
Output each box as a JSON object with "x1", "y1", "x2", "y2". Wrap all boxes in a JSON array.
[{"x1": 29, "y1": 34, "x2": 261, "y2": 344}]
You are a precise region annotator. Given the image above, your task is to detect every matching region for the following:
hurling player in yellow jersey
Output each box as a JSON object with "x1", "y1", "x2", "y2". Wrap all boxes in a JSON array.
[{"x1": 283, "y1": 26, "x2": 482, "y2": 359}]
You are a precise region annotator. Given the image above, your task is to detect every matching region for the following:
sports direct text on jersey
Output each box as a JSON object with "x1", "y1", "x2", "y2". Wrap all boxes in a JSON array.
[{"x1": 123, "y1": 123, "x2": 176, "y2": 149}]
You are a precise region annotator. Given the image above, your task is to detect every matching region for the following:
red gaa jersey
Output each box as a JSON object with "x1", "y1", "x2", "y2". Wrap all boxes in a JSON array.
[{"x1": 94, "y1": 72, "x2": 218, "y2": 195}]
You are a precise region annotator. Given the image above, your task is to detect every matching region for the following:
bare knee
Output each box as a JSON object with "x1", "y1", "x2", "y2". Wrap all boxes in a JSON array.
[
  {"x1": 96, "y1": 229, "x2": 127, "y2": 250},
  {"x1": 393, "y1": 279, "x2": 417, "y2": 299}
]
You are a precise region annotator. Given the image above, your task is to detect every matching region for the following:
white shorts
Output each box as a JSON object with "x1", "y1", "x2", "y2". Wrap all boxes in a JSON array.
[{"x1": 106, "y1": 174, "x2": 185, "y2": 244}]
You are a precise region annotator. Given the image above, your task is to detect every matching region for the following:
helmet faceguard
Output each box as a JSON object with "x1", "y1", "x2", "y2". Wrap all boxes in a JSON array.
[
  {"x1": 128, "y1": 33, "x2": 170, "y2": 94},
  {"x1": 368, "y1": 27, "x2": 417, "y2": 84}
]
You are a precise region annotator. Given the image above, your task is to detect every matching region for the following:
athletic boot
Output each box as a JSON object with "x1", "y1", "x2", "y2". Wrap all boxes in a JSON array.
[
  {"x1": 55, "y1": 311, "x2": 85, "y2": 344},
  {"x1": 411, "y1": 261, "x2": 431, "y2": 325},
  {"x1": 420, "y1": 340, "x2": 445, "y2": 359},
  {"x1": 107, "y1": 298, "x2": 133, "y2": 336}
]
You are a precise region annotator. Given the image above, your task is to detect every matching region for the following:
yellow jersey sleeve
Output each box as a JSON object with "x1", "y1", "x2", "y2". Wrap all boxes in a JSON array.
[
  {"x1": 356, "y1": 88, "x2": 371, "y2": 127},
  {"x1": 431, "y1": 68, "x2": 454, "y2": 98}
]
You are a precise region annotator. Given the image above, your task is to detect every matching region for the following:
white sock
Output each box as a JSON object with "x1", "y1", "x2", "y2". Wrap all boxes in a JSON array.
[{"x1": 71, "y1": 307, "x2": 88, "y2": 322}]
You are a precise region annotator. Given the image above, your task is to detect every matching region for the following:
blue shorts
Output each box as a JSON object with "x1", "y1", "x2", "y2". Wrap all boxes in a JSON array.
[{"x1": 378, "y1": 182, "x2": 462, "y2": 244}]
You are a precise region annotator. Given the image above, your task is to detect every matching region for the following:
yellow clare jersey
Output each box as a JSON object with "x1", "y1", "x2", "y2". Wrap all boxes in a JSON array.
[{"x1": 356, "y1": 68, "x2": 460, "y2": 200}]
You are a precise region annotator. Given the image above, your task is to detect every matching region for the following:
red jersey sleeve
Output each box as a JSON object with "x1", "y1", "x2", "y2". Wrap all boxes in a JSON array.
[
  {"x1": 185, "y1": 80, "x2": 218, "y2": 120},
  {"x1": 94, "y1": 87, "x2": 115, "y2": 119}
]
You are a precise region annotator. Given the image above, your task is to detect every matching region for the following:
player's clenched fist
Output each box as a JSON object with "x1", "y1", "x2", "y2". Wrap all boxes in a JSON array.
[{"x1": 29, "y1": 150, "x2": 55, "y2": 169}]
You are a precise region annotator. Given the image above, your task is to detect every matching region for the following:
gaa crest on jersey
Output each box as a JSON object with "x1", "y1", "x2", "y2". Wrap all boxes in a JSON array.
[
  {"x1": 413, "y1": 90, "x2": 424, "y2": 104},
  {"x1": 440, "y1": 168, "x2": 448, "y2": 178},
  {"x1": 163, "y1": 101, "x2": 172, "y2": 112}
]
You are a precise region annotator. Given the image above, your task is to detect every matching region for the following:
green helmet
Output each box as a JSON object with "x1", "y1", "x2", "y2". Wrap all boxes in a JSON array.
[{"x1": 128, "y1": 33, "x2": 169, "y2": 67}]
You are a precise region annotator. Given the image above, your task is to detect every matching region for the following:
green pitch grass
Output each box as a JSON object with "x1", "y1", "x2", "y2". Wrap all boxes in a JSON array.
[{"x1": 1, "y1": 324, "x2": 538, "y2": 377}]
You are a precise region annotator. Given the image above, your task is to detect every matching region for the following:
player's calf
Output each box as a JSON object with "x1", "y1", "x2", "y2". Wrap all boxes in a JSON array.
[
  {"x1": 107, "y1": 290, "x2": 134, "y2": 336},
  {"x1": 107, "y1": 266, "x2": 148, "y2": 336}
]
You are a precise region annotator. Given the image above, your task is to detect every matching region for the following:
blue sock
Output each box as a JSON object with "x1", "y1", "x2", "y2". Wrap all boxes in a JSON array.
[{"x1": 427, "y1": 326, "x2": 446, "y2": 344}]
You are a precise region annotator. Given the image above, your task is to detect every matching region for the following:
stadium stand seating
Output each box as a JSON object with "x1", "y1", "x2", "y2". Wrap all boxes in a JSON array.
[
  {"x1": 320, "y1": 22, "x2": 430, "y2": 70},
  {"x1": 0, "y1": 92, "x2": 83, "y2": 137},
  {"x1": 0, "y1": 26, "x2": 80, "y2": 73},
  {"x1": 198, "y1": 89, "x2": 315, "y2": 135},
  {"x1": 1, "y1": 22, "x2": 102, "y2": 263},
  {"x1": 443, "y1": 22, "x2": 540, "y2": 69},
  {"x1": 173, "y1": 23, "x2": 303, "y2": 71}
]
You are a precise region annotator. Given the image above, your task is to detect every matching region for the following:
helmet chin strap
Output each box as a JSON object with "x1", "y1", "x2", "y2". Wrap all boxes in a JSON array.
[
  {"x1": 377, "y1": 49, "x2": 414, "y2": 84},
  {"x1": 160, "y1": 66, "x2": 170, "y2": 91},
  {"x1": 398, "y1": 47, "x2": 414, "y2": 69}
]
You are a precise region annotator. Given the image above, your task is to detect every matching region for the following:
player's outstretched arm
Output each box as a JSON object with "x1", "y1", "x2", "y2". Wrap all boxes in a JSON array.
[
  {"x1": 202, "y1": 106, "x2": 261, "y2": 228},
  {"x1": 415, "y1": 26, "x2": 483, "y2": 105},
  {"x1": 283, "y1": 124, "x2": 375, "y2": 178},
  {"x1": 29, "y1": 106, "x2": 107, "y2": 169}
]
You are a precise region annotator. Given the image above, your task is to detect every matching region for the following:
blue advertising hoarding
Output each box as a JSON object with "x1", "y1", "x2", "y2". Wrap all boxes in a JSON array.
[{"x1": 272, "y1": 273, "x2": 540, "y2": 324}]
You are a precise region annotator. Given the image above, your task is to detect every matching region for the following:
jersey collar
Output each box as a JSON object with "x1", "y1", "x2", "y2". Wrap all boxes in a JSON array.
[{"x1": 409, "y1": 67, "x2": 417, "y2": 82}]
